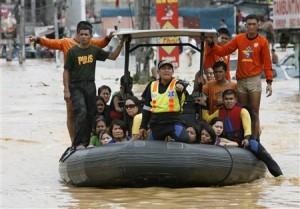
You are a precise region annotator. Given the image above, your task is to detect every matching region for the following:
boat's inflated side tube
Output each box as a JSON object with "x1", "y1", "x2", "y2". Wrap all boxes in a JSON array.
[{"x1": 59, "y1": 141, "x2": 266, "y2": 187}]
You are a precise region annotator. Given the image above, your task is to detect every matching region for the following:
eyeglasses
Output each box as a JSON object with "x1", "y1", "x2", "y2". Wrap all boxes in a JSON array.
[{"x1": 124, "y1": 104, "x2": 136, "y2": 109}]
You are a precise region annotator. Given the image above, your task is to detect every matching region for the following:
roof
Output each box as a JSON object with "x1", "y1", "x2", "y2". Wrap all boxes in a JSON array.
[{"x1": 113, "y1": 29, "x2": 218, "y2": 39}]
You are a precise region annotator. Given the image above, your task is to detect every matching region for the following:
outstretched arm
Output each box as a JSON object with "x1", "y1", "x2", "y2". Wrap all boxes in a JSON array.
[{"x1": 107, "y1": 35, "x2": 128, "y2": 60}]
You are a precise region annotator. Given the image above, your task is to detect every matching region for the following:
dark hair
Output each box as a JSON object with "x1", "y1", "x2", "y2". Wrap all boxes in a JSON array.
[
  {"x1": 209, "y1": 117, "x2": 226, "y2": 138},
  {"x1": 92, "y1": 117, "x2": 107, "y2": 135},
  {"x1": 109, "y1": 119, "x2": 127, "y2": 138},
  {"x1": 220, "y1": 18, "x2": 225, "y2": 23},
  {"x1": 222, "y1": 89, "x2": 237, "y2": 98},
  {"x1": 120, "y1": 75, "x2": 133, "y2": 86},
  {"x1": 213, "y1": 61, "x2": 227, "y2": 72},
  {"x1": 77, "y1": 21, "x2": 93, "y2": 34},
  {"x1": 186, "y1": 123, "x2": 201, "y2": 143},
  {"x1": 77, "y1": 21, "x2": 93, "y2": 32},
  {"x1": 217, "y1": 28, "x2": 230, "y2": 36},
  {"x1": 124, "y1": 95, "x2": 142, "y2": 136},
  {"x1": 201, "y1": 123, "x2": 216, "y2": 145},
  {"x1": 98, "y1": 85, "x2": 112, "y2": 96},
  {"x1": 245, "y1": 14, "x2": 259, "y2": 23},
  {"x1": 98, "y1": 130, "x2": 111, "y2": 141},
  {"x1": 95, "y1": 96, "x2": 106, "y2": 111}
]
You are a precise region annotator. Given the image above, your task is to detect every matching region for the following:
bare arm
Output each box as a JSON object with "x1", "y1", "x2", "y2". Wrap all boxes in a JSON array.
[
  {"x1": 107, "y1": 35, "x2": 128, "y2": 60},
  {"x1": 63, "y1": 69, "x2": 71, "y2": 102}
]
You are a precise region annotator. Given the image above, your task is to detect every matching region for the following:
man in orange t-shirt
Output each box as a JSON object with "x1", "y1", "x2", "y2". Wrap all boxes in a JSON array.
[
  {"x1": 196, "y1": 61, "x2": 237, "y2": 114},
  {"x1": 204, "y1": 28, "x2": 231, "y2": 80},
  {"x1": 206, "y1": 14, "x2": 273, "y2": 140},
  {"x1": 29, "y1": 21, "x2": 114, "y2": 143}
]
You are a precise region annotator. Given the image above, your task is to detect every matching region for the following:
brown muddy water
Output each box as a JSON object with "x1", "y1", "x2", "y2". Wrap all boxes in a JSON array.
[{"x1": 1, "y1": 59, "x2": 299, "y2": 208}]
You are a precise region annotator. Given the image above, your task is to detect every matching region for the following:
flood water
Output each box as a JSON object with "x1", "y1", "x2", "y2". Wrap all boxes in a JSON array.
[{"x1": 1, "y1": 58, "x2": 299, "y2": 208}]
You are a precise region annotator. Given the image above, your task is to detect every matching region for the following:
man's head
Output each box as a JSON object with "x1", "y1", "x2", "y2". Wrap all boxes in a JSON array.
[
  {"x1": 157, "y1": 60, "x2": 174, "y2": 82},
  {"x1": 76, "y1": 21, "x2": 93, "y2": 34},
  {"x1": 217, "y1": 28, "x2": 230, "y2": 45},
  {"x1": 157, "y1": 60, "x2": 174, "y2": 81},
  {"x1": 213, "y1": 61, "x2": 227, "y2": 82},
  {"x1": 222, "y1": 89, "x2": 237, "y2": 109},
  {"x1": 245, "y1": 14, "x2": 259, "y2": 35}
]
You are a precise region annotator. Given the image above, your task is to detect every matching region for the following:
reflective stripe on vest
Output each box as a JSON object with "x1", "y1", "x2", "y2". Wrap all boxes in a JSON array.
[{"x1": 150, "y1": 79, "x2": 181, "y2": 113}]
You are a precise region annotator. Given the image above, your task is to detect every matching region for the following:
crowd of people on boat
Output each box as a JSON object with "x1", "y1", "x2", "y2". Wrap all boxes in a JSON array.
[{"x1": 29, "y1": 15, "x2": 283, "y2": 178}]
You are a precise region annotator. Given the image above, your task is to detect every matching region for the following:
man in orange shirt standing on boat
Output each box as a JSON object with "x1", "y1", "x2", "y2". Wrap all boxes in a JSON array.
[
  {"x1": 205, "y1": 14, "x2": 273, "y2": 140},
  {"x1": 29, "y1": 21, "x2": 114, "y2": 143}
]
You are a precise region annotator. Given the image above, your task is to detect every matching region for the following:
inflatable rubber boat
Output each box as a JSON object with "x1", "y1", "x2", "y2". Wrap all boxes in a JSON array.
[{"x1": 59, "y1": 140, "x2": 266, "y2": 187}]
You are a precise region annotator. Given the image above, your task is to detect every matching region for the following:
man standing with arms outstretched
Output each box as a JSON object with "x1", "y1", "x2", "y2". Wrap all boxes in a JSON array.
[
  {"x1": 206, "y1": 14, "x2": 273, "y2": 140},
  {"x1": 29, "y1": 21, "x2": 114, "y2": 143}
]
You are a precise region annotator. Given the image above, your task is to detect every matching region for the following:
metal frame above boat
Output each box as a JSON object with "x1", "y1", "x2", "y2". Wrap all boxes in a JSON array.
[{"x1": 113, "y1": 29, "x2": 218, "y2": 96}]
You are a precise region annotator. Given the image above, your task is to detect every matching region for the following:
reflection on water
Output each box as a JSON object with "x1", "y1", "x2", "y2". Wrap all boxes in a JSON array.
[{"x1": 1, "y1": 60, "x2": 300, "y2": 208}]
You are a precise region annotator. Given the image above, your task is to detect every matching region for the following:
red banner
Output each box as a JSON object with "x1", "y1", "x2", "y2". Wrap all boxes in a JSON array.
[{"x1": 156, "y1": 0, "x2": 179, "y2": 68}]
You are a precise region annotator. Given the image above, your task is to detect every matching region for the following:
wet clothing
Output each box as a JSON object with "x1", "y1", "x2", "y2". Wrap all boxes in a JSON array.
[
  {"x1": 212, "y1": 33, "x2": 272, "y2": 81},
  {"x1": 141, "y1": 78, "x2": 189, "y2": 143},
  {"x1": 64, "y1": 45, "x2": 109, "y2": 147}
]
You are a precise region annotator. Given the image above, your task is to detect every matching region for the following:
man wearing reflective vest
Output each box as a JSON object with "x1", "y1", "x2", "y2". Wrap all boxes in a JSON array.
[
  {"x1": 139, "y1": 60, "x2": 189, "y2": 142},
  {"x1": 202, "y1": 89, "x2": 282, "y2": 177}
]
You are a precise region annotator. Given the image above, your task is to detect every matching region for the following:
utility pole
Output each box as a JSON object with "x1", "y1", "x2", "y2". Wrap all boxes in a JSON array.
[
  {"x1": 31, "y1": 0, "x2": 36, "y2": 23},
  {"x1": 135, "y1": 0, "x2": 151, "y2": 83},
  {"x1": 19, "y1": 0, "x2": 25, "y2": 64},
  {"x1": 53, "y1": 0, "x2": 60, "y2": 65}
]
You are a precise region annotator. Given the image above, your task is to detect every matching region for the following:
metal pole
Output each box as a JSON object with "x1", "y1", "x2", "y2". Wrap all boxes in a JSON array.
[
  {"x1": 53, "y1": 0, "x2": 59, "y2": 65},
  {"x1": 19, "y1": 0, "x2": 25, "y2": 64}
]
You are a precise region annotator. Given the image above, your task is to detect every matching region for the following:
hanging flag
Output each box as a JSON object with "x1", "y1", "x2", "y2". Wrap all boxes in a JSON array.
[{"x1": 156, "y1": 0, "x2": 179, "y2": 68}]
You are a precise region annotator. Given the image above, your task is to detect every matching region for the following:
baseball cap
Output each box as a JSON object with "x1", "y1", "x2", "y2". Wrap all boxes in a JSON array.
[{"x1": 158, "y1": 60, "x2": 173, "y2": 69}]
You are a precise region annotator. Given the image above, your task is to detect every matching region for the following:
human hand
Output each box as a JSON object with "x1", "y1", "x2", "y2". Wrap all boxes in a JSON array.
[
  {"x1": 195, "y1": 97, "x2": 206, "y2": 107},
  {"x1": 241, "y1": 139, "x2": 249, "y2": 148},
  {"x1": 139, "y1": 128, "x2": 147, "y2": 140},
  {"x1": 107, "y1": 31, "x2": 114, "y2": 40},
  {"x1": 266, "y1": 84, "x2": 272, "y2": 97},
  {"x1": 64, "y1": 91, "x2": 71, "y2": 102},
  {"x1": 28, "y1": 35, "x2": 37, "y2": 42},
  {"x1": 175, "y1": 83, "x2": 184, "y2": 92}
]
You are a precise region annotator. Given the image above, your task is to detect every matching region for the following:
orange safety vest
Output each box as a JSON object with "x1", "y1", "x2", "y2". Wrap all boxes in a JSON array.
[{"x1": 150, "y1": 79, "x2": 184, "y2": 113}]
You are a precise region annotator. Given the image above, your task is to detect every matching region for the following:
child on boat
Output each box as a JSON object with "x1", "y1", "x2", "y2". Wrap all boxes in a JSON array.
[
  {"x1": 89, "y1": 117, "x2": 108, "y2": 147},
  {"x1": 99, "y1": 130, "x2": 112, "y2": 145}
]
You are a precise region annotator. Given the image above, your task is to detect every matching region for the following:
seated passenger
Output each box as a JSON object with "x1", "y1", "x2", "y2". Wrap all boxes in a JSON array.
[
  {"x1": 186, "y1": 124, "x2": 200, "y2": 143},
  {"x1": 202, "y1": 89, "x2": 283, "y2": 177},
  {"x1": 99, "y1": 130, "x2": 112, "y2": 145},
  {"x1": 124, "y1": 96, "x2": 143, "y2": 140},
  {"x1": 200, "y1": 123, "x2": 216, "y2": 145},
  {"x1": 139, "y1": 60, "x2": 189, "y2": 143},
  {"x1": 98, "y1": 85, "x2": 112, "y2": 104},
  {"x1": 108, "y1": 119, "x2": 129, "y2": 143},
  {"x1": 210, "y1": 117, "x2": 238, "y2": 147},
  {"x1": 109, "y1": 75, "x2": 133, "y2": 122},
  {"x1": 195, "y1": 61, "x2": 237, "y2": 114},
  {"x1": 95, "y1": 96, "x2": 109, "y2": 121},
  {"x1": 89, "y1": 117, "x2": 107, "y2": 147}
]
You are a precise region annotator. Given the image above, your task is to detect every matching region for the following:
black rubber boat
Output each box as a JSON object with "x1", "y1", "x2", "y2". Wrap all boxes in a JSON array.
[{"x1": 59, "y1": 140, "x2": 266, "y2": 187}]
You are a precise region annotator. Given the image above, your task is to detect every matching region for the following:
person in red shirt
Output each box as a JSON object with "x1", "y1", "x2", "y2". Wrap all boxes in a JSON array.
[
  {"x1": 206, "y1": 14, "x2": 273, "y2": 140},
  {"x1": 29, "y1": 21, "x2": 114, "y2": 143}
]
